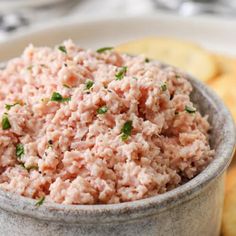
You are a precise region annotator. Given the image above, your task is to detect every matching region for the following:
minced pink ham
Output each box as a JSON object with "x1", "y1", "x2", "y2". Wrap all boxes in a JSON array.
[{"x1": 0, "y1": 40, "x2": 214, "y2": 205}]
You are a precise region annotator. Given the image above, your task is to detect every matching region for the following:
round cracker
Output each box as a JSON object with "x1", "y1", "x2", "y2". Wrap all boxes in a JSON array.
[
  {"x1": 116, "y1": 37, "x2": 218, "y2": 82},
  {"x1": 222, "y1": 167, "x2": 236, "y2": 236},
  {"x1": 213, "y1": 54, "x2": 236, "y2": 76},
  {"x1": 209, "y1": 74, "x2": 236, "y2": 121},
  {"x1": 225, "y1": 167, "x2": 236, "y2": 193}
]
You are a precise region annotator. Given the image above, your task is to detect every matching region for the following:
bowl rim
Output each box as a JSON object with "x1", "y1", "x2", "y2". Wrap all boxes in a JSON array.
[{"x1": 0, "y1": 65, "x2": 235, "y2": 224}]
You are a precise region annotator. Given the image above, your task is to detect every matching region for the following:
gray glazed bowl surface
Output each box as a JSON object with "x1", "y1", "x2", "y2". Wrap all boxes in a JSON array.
[{"x1": 0, "y1": 64, "x2": 235, "y2": 236}]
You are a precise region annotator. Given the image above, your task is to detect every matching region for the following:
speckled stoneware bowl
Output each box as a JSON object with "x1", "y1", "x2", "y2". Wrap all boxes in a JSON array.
[{"x1": 0, "y1": 64, "x2": 235, "y2": 236}]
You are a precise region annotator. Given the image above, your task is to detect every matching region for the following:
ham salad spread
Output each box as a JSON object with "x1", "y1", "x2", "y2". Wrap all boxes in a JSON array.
[{"x1": 0, "y1": 40, "x2": 214, "y2": 205}]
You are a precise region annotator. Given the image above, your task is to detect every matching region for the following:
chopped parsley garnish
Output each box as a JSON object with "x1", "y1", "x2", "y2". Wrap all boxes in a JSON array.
[
  {"x1": 16, "y1": 144, "x2": 24, "y2": 158},
  {"x1": 176, "y1": 75, "x2": 181, "y2": 79},
  {"x1": 145, "y1": 58, "x2": 150, "y2": 63},
  {"x1": 5, "y1": 102, "x2": 20, "y2": 110},
  {"x1": 26, "y1": 165, "x2": 38, "y2": 171},
  {"x1": 185, "y1": 105, "x2": 196, "y2": 114},
  {"x1": 161, "y1": 83, "x2": 167, "y2": 92},
  {"x1": 96, "y1": 47, "x2": 113, "y2": 53},
  {"x1": 2, "y1": 113, "x2": 11, "y2": 130},
  {"x1": 27, "y1": 65, "x2": 33, "y2": 70},
  {"x1": 50, "y1": 92, "x2": 71, "y2": 102},
  {"x1": 115, "y1": 66, "x2": 127, "y2": 80},
  {"x1": 58, "y1": 45, "x2": 67, "y2": 54},
  {"x1": 97, "y1": 106, "x2": 108, "y2": 114},
  {"x1": 20, "y1": 163, "x2": 38, "y2": 171},
  {"x1": 35, "y1": 196, "x2": 45, "y2": 207},
  {"x1": 85, "y1": 80, "x2": 94, "y2": 90},
  {"x1": 121, "y1": 120, "x2": 133, "y2": 141},
  {"x1": 51, "y1": 92, "x2": 63, "y2": 101},
  {"x1": 62, "y1": 97, "x2": 71, "y2": 102},
  {"x1": 63, "y1": 84, "x2": 70, "y2": 88},
  {"x1": 133, "y1": 77, "x2": 138, "y2": 80},
  {"x1": 19, "y1": 163, "x2": 25, "y2": 168}
]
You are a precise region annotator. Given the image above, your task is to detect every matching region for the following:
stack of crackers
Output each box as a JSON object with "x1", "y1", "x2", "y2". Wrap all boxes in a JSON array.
[{"x1": 116, "y1": 37, "x2": 236, "y2": 236}]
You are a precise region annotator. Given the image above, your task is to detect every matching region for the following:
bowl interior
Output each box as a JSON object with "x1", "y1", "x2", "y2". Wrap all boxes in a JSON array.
[{"x1": 0, "y1": 63, "x2": 235, "y2": 224}]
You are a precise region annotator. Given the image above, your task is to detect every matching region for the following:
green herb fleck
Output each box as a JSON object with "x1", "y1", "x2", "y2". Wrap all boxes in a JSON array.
[
  {"x1": 121, "y1": 120, "x2": 133, "y2": 141},
  {"x1": 85, "y1": 80, "x2": 94, "y2": 90},
  {"x1": 96, "y1": 47, "x2": 114, "y2": 53},
  {"x1": 133, "y1": 77, "x2": 138, "y2": 80},
  {"x1": 2, "y1": 113, "x2": 11, "y2": 130},
  {"x1": 115, "y1": 66, "x2": 127, "y2": 80},
  {"x1": 20, "y1": 163, "x2": 38, "y2": 171},
  {"x1": 50, "y1": 92, "x2": 71, "y2": 102},
  {"x1": 5, "y1": 102, "x2": 20, "y2": 110},
  {"x1": 27, "y1": 65, "x2": 33, "y2": 70},
  {"x1": 145, "y1": 58, "x2": 150, "y2": 63},
  {"x1": 51, "y1": 92, "x2": 63, "y2": 101},
  {"x1": 40, "y1": 64, "x2": 47, "y2": 68},
  {"x1": 185, "y1": 105, "x2": 196, "y2": 114},
  {"x1": 62, "y1": 97, "x2": 71, "y2": 102},
  {"x1": 161, "y1": 83, "x2": 167, "y2": 92},
  {"x1": 58, "y1": 45, "x2": 67, "y2": 54},
  {"x1": 19, "y1": 163, "x2": 25, "y2": 169},
  {"x1": 35, "y1": 196, "x2": 45, "y2": 207},
  {"x1": 97, "y1": 106, "x2": 108, "y2": 115},
  {"x1": 63, "y1": 84, "x2": 70, "y2": 88},
  {"x1": 176, "y1": 75, "x2": 181, "y2": 79},
  {"x1": 26, "y1": 165, "x2": 38, "y2": 171},
  {"x1": 16, "y1": 144, "x2": 24, "y2": 158}
]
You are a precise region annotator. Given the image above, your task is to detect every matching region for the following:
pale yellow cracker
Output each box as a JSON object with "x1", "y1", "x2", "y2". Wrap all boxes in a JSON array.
[
  {"x1": 209, "y1": 74, "x2": 236, "y2": 121},
  {"x1": 213, "y1": 54, "x2": 236, "y2": 76},
  {"x1": 116, "y1": 37, "x2": 218, "y2": 82},
  {"x1": 222, "y1": 167, "x2": 236, "y2": 236}
]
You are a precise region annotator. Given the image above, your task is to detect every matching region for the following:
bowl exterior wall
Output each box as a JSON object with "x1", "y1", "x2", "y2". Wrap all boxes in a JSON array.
[{"x1": 0, "y1": 174, "x2": 224, "y2": 236}]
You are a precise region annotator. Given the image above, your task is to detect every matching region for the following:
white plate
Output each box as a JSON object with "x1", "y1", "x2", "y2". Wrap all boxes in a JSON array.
[{"x1": 0, "y1": 14, "x2": 236, "y2": 61}]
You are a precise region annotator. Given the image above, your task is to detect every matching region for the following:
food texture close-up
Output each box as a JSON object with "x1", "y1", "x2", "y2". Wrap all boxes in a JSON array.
[{"x1": 0, "y1": 1, "x2": 235, "y2": 236}]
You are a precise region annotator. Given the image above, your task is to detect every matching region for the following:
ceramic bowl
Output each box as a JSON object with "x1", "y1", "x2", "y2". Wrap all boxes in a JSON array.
[{"x1": 0, "y1": 68, "x2": 235, "y2": 236}]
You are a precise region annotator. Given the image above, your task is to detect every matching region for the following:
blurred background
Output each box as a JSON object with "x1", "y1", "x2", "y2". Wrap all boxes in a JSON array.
[{"x1": 0, "y1": 0, "x2": 236, "y2": 41}]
